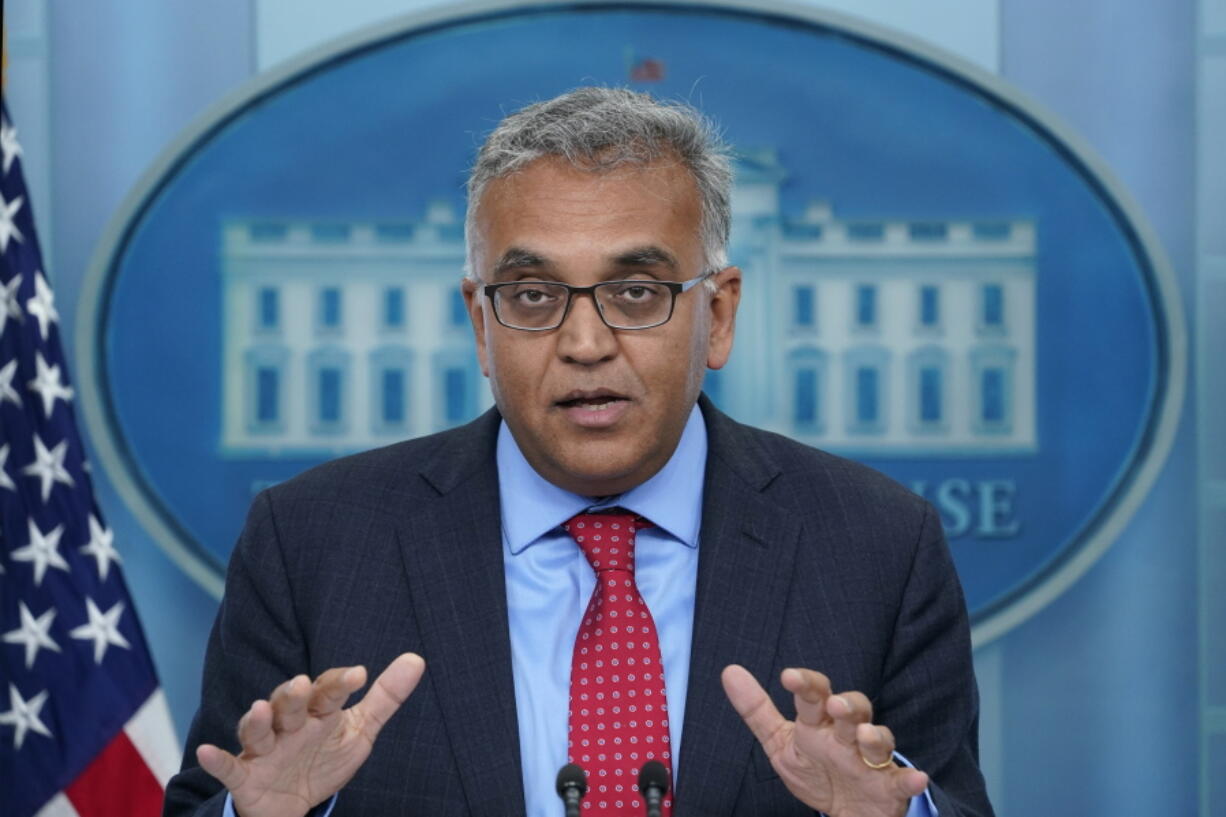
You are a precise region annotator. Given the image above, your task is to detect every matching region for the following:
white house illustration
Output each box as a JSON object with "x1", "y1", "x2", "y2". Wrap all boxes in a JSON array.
[{"x1": 219, "y1": 152, "x2": 1037, "y2": 457}]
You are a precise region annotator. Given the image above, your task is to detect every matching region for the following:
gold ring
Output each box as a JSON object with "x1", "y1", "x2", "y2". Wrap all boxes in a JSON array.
[{"x1": 860, "y1": 754, "x2": 894, "y2": 770}]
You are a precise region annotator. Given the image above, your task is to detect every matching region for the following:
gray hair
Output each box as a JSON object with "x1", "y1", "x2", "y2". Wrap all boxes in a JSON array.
[{"x1": 464, "y1": 86, "x2": 732, "y2": 281}]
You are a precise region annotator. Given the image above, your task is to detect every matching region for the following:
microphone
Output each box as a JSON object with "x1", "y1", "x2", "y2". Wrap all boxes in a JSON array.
[
  {"x1": 638, "y1": 760, "x2": 670, "y2": 817},
  {"x1": 556, "y1": 763, "x2": 587, "y2": 817}
]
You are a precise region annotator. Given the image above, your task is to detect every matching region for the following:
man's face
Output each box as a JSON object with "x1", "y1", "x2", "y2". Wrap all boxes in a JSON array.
[{"x1": 464, "y1": 156, "x2": 741, "y2": 497}]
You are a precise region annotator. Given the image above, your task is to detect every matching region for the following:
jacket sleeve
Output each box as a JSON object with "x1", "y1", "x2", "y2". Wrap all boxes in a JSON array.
[
  {"x1": 161, "y1": 490, "x2": 324, "y2": 817},
  {"x1": 877, "y1": 501, "x2": 995, "y2": 817}
]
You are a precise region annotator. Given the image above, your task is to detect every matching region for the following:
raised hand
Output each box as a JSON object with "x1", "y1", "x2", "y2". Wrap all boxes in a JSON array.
[
  {"x1": 196, "y1": 653, "x2": 426, "y2": 817},
  {"x1": 721, "y1": 665, "x2": 928, "y2": 817}
]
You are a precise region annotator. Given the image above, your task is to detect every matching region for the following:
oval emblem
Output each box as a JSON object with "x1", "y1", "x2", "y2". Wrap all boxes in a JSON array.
[{"x1": 77, "y1": 1, "x2": 1184, "y2": 644}]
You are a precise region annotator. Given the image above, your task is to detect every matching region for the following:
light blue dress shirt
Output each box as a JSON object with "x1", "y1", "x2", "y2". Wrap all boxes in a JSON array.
[{"x1": 224, "y1": 405, "x2": 933, "y2": 817}]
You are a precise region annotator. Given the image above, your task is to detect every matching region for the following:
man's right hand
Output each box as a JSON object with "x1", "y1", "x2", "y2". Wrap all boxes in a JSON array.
[{"x1": 196, "y1": 652, "x2": 426, "y2": 817}]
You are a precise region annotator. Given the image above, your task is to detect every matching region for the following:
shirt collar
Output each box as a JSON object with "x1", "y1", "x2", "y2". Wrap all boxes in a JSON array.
[{"x1": 497, "y1": 404, "x2": 707, "y2": 555}]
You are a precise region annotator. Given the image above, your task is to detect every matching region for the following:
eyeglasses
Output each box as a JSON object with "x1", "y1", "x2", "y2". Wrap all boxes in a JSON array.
[{"x1": 482, "y1": 272, "x2": 714, "y2": 331}]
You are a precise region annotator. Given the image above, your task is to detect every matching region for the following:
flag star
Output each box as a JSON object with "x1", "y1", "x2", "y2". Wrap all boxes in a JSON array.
[
  {"x1": 0, "y1": 273, "x2": 21, "y2": 337},
  {"x1": 27, "y1": 351, "x2": 74, "y2": 418},
  {"x1": 0, "y1": 359, "x2": 20, "y2": 407},
  {"x1": 0, "y1": 443, "x2": 15, "y2": 491},
  {"x1": 71, "y1": 598, "x2": 131, "y2": 664},
  {"x1": 21, "y1": 433, "x2": 74, "y2": 502},
  {"x1": 80, "y1": 515, "x2": 121, "y2": 581},
  {"x1": 0, "y1": 193, "x2": 23, "y2": 254},
  {"x1": 2, "y1": 602, "x2": 61, "y2": 669},
  {"x1": 0, "y1": 684, "x2": 53, "y2": 749},
  {"x1": 0, "y1": 117, "x2": 21, "y2": 175},
  {"x1": 26, "y1": 272, "x2": 58, "y2": 341},
  {"x1": 11, "y1": 519, "x2": 70, "y2": 586}
]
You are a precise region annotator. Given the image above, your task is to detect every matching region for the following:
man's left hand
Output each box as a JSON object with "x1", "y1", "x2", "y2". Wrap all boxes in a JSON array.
[{"x1": 721, "y1": 665, "x2": 929, "y2": 817}]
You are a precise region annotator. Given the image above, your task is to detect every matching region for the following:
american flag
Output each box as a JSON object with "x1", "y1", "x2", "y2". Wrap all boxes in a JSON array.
[{"x1": 0, "y1": 103, "x2": 178, "y2": 815}]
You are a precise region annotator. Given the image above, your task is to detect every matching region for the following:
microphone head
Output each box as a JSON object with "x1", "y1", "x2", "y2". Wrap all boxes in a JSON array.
[
  {"x1": 638, "y1": 760, "x2": 670, "y2": 795},
  {"x1": 557, "y1": 763, "x2": 588, "y2": 797}
]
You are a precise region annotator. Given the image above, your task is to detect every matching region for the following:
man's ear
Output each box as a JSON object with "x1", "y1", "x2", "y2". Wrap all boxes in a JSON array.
[
  {"x1": 706, "y1": 266, "x2": 742, "y2": 370},
  {"x1": 462, "y1": 277, "x2": 491, "y2": 378}
]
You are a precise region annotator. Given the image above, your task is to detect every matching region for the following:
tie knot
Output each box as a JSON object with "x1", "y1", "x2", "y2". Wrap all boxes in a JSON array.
[{"x1": 562, "y1": 511, "x2": 650, "y2": 574}]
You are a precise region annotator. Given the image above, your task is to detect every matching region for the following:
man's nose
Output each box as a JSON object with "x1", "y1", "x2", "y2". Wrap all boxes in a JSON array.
[{"x1": 556, "y1": 291, "x2": 618, "y2": 364}]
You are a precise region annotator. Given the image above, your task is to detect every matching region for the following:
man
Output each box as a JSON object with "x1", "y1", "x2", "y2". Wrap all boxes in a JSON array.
[{"x1": 163, "y1": 87, "x2": 993, "y2": 817}]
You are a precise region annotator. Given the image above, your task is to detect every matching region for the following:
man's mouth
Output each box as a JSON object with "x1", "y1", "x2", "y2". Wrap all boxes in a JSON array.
[
  {"x1": 557, "y1": 397, "x2": 627, "y2": 411},
  {"x1": 554, "y1": 391, "x2": 632, "y2": 425}
]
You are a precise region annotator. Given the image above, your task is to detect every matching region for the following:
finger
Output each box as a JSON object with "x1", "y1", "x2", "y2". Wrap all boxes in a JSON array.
[
  {"x1": 354, "y1": 653, "x2": 427, "y2": 738},
  {"x1": 827, "y1": 690, "x2": 872, "y2": 746},
  {"x1": 307, "y1": 665, "x2": 368, "y2": 717},
  {"x1": 721, "y1": 664, "x2": 791, "y2": 756},
  {"x1": 856, "y1": 722, "x2": 896, "y2": 768},
  {"x1": 236, "y1": 699, "x2": 276, "y2": 757},
  {"x1": 780, "y1": 667, "x2": 833, "y2": 728},
  {"x1": 196, "y1": 743, "x2": 247, "y2": 791},
  {"x1": 270, "y1": 674, "x2": 311, "y2": 734},
  {"x1": 892, "y1": 767, "x2": 930, "y2": 800}
]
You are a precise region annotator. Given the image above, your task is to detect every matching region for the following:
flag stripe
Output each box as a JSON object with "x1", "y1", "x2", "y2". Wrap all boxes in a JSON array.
[
  {"x1": 123, "y1": 688, "x2": 179, "y2": 786},
  {"x1": 64, "y1": 731, "x2": 164, "y2": 817},
  {"x1": 35, "y1": 794, "x2": 81, "y2": 817}
]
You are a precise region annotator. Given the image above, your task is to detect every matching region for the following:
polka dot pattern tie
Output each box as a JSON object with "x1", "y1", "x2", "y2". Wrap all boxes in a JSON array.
[{"x1": 563, "y1": 511, "x2": 673, "y2": 816}]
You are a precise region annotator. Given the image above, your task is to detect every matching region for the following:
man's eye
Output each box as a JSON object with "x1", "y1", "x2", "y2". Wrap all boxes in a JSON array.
[
  {"x1": 614, "y1": 284, "x2": 659, "y2": 301},
  {"x1": 512, "y1": 287, "x2": 557, "y2": 305}
]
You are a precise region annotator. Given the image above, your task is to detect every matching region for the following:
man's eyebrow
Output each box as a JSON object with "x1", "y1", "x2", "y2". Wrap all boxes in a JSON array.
[
  {"x1": 611, "y1": 246, "x2": 679, "y2": 273},
  {"x1": 490, "y1": 247, "x2": 551, "y2": 280}
]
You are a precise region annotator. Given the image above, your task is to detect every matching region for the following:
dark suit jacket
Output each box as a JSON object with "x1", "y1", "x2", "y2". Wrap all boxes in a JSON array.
[{"x1": 164, "y1": 399, "x2": 994, "y2": 816}]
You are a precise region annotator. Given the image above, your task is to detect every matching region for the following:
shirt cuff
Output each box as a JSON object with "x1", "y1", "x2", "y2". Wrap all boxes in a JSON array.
[
  {"x1": 894, "y1": 751, "x2": 937, "y2": 817},
  {"x1": 223, "y1": 792, "x2": 339, "y2": 817}
]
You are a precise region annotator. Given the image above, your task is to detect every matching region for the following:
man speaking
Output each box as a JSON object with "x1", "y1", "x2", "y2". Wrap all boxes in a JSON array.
[{"x1": 163, "y1": 87, "x2": 994, "y2": 817}]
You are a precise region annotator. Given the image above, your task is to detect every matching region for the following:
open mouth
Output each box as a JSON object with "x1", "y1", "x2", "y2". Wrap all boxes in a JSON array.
[{"x1": 555, "y1": 391, "x2": 630, "y2": 412}]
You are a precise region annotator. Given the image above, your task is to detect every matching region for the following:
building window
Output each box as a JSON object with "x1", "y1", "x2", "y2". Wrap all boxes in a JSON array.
[
  {"x1": 982, "y1": 284, "x2": 1004, "y2": 328},
  {"x1": 370, "y1": 346, "x2": 412, "y2": 434},
  {"x1": 787, "y1": 347, "x2": 827, "y2": 433},
  {"x1": 319, "y1": 287, "x2": 342, "y2": 330},
  {"x1": 919, "y1": 367, "x2": 942, "y2": 423},
  {"x1": 973, "y1": 222, "x2": 1011, "y2": 240},
  {"x1": 909, "y1": 222, "x2": 947, "y2": 241},
  {"x1": 855, "y1": 285, "x2": 877, "y2": 327},
  {"x1": 375, "y1": 223, "x2": 414, "y2": 242},
  {"x1": 856, "y1": 367, "x2": 879, "y2": 423},
  {"x1": 907, "y1": 346, "x2": 949, "y2": 433},
  {"x1": 844, "y1": 346, "x2": 889, "y2": 434},
  {"x1": 256, "y1": 367, "x2": 279, "y2": 423},
  {"x1": 311, "y1": 223, "x2": 350, "y2": 243},
  {"x1": 384, "y1": 288, "x2": 405, "y2": 328},
  {"x1": 919, "y1": 286, "x2": 939, "y2": 327},
  {"x1": 971, "y1": 345, "x2": 1016, "y2": 433},
  {"x1": 794, "y1": 367, "x2": 819, "y2": 426},
  {"x1": 793, "y1": 285, "x2": 815, "y2": 328},
  {"x1": 381, "y1": 369, "x2": 405, "y2": 424},
  {"x1": 445, "y1": 367, "x2": 467, "y2": 422},
  {"x1": 257, "y1": 287, "x2": 279, "y2": 330},
  {"x1": 450, "y1": 288, "x2": 468, "y2": 327},
  {"x1": 318, "y1": 368, "x2": 342, "y2": 423},
  {"x1": 847, "y1": 222, "x2": 885, "y2": 241},
  {"x1": 981, "y1": 368, "x2": 1005, "y2": 423},
  {"x1": 249, "y1": 223, "x2": 287, "y2": 242},
  {"x1": 244, "y1": 345, "x2": 288, "y2": 434},
  {"x1": 308, "y1": 348, "x2": 349, "y2": 432}
]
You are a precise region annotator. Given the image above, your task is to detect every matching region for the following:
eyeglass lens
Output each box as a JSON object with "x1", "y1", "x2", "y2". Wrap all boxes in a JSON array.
[{"x1": 494, "y1": 281, "x2": 673, "y2": 329}]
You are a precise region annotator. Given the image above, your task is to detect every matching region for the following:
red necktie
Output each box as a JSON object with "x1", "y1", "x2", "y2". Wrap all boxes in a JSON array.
[{"x1": 564, "y1": 511, "x2": 673, "y2": 816}]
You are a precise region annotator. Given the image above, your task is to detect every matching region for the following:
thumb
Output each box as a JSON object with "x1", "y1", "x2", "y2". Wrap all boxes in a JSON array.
[{"x1": 354, "y1": 653, "x2": 426, "y2": 737}]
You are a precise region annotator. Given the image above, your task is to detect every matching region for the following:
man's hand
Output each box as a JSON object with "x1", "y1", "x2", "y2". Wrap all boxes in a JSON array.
[
  {"x1": 196, "y1": 653, "x2": 426, "y2": 817},
  {"x1": 721, "y1": 665, "x2": 928, "y2": 817}
]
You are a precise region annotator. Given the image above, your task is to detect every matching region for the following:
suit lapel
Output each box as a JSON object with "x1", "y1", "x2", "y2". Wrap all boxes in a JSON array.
[
  {"x1": 675, "y1": 401, "x2": 803, "y2": 817},
  {"x1": 395, "y1": 409, "x2": 527, "y2": 817}
]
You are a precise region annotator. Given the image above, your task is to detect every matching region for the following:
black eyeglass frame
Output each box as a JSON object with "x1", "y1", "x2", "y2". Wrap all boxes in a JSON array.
[{"x1": 482, "y1": 270, "x2": 716, "y2": 332}]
